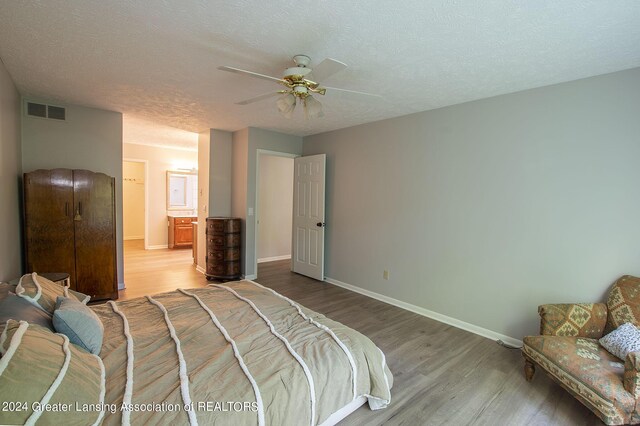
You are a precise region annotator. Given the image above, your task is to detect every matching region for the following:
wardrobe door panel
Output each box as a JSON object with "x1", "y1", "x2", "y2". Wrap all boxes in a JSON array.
[
  {"x1": 73, "y1": 170, "x2": 117, "y2": 300},
  {"x1": 24, "y1": 169, "x2": 76, "y2": 288}
]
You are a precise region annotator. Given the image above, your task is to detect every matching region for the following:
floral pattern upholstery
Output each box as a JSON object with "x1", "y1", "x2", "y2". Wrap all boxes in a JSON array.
[
  {"x1": 523, "y1": 336, "x2": 636, "y2": 425},
  {"x1": 606, "y1": 276, "x2": 640, "y2": 334},
  {"x1": 539, "y1": 303, "x2": 607, "y2": 338},
  {"x1": 624, "y1": 351, "x2": 640, "y2": 397}
]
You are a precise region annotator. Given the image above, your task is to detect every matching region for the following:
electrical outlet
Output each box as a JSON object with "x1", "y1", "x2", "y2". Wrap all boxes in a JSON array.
[{"x1": 383, "y1": 270, "x2": 390, "y2": 280}]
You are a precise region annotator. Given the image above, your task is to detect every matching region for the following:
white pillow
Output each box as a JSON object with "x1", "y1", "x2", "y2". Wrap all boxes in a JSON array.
[{"x1": 599, "y1": 322, "x2": 640, "y2": 360}]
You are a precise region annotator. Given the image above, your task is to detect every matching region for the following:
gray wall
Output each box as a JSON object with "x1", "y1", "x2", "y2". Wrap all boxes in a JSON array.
[
  {"x1": 209, "y1": 129, "x2": 232, "y2": 217},
  {"x1": 22, "y1": 100, "x2": 124, "y2": 287},
  {"x1": 196, "y1": 128, "x2": 233, "y2": 271},
  {"x1": 231, "y1": 128, "x2": 249, "y2": 274},
  {"x1": 0, "y1": 59, "x2": 22, "y2": 281},
  {"x1": 231, "y1": 127, "x2": 302, "y2": 277},
  {"x1": 244, "y1": 128, "x2": 302, "y2": 277},
  {"x1": 303, "y1": 67, "x2": 640, "y2": 341},
  {"x1": 197, "y1": 130, "x2": 211, "y2": 270}
]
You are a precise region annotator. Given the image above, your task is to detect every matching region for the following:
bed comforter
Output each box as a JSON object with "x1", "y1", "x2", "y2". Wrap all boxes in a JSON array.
[{"x1": 91, "y1": 280, "x2": 392, "y2": 425}]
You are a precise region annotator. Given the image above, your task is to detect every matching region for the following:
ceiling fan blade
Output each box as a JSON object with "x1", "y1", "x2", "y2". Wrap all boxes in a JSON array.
[
  {"x1": 310, "y1": 58, "x2": 347, "y2": 82},
  {"x1": 324, "y1": 86, "x2": 383, "y2": 99},
  {"x1": 235, "y1": 91, "x2": 282, "y2": 105},
  {"x1": 218, "y1": 66, "x2": 285, "y2": 84}
]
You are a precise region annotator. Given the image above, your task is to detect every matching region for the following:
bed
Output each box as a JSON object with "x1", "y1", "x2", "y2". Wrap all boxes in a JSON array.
[{"x1": 0, "y1": 277, "x2": 392, "y2": 425}]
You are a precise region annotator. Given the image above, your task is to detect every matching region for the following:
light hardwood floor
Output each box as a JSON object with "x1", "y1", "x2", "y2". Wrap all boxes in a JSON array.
[
  {"x1": 120, "y1": 239, "x2": 206, "y2": 299},
  {"x1": 122, "y1": 241, "x2": 601, "y2": 425}
]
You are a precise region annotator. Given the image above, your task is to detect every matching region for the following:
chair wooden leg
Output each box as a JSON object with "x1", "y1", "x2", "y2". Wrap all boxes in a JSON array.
[{"x1": 524, "y1": 359, "x2": 536, "y2": 382}]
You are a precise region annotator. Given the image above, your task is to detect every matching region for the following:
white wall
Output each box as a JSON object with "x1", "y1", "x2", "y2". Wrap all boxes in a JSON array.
[
  {"x1": 21, "y1": 100, "x2": 125, "y2": 287},
  {"x1": 123, "y1": 143, "x2": 197, "y2": 248},
  {"x1": 122, "y1": 161, "x2": 145, "y2": 240},
  {"x1": 257, "y1": 155, "x2": 294, "y2": 262},
  {"x1": 0, "y1": 58, "x2": 22, "y2": 281},
  {"x1": 303, "y1": 67, "x2": 640, "y2": 341}
]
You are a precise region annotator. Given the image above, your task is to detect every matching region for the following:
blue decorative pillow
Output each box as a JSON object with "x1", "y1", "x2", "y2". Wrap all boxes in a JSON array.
[
  {"x1": 599, "y1": 322, "x2": 640, "y2": 360},
  {"x1": 52, "y1": 296, "x2": 104, "y2": 354}
]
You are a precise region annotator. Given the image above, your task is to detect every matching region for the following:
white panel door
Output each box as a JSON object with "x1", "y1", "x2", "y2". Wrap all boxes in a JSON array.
[{"x1": 292, "y1": 154, "x2": 326, "y2": 281}]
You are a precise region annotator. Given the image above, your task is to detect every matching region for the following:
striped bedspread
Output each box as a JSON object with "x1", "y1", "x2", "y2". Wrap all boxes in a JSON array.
[{"x1": 92, "y1": 280, "x2": 392, "y2": 426}]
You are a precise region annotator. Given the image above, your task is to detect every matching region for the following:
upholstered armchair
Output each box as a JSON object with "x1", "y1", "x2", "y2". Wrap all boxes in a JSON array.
[{"x1": 522, "y1": 275, "x2": 640, "y2": 425}]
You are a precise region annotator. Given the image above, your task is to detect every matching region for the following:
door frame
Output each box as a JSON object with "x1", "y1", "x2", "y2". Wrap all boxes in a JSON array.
[
  {"x1": 123, "y1": 158, "x2": 150, "y2": 250},
  {"x1": 254, "y1": 149, "x2": 300, "y2": 279}
]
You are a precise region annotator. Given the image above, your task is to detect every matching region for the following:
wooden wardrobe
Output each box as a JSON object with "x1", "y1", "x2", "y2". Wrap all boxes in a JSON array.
[{"x1": 23, "y1": 169, "x2": 118, "y2": 300}]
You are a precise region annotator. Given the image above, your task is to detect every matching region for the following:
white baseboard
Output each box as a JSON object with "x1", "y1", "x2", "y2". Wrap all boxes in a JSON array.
[
  {"x1": 118, "y1": 282, "x2": 125, "y2": 290},
  {"x1": 324, "y1": 276, "x2": 522, "y2": 348},
  {"x1": 243, "y1": 274, "x2": 257, "y2": 280},
  {"x1": 257, "y1": 255, "x2": 291, "y2": 264},
  {"x1": 196, "y1": 265, "x2": 206, "y2": 275},
  {"x1": 124, "y1": 236, "x2": 144, "y2": 241},
  {"x1": 147, "y1": 244, "x2": 168, "y2": 250}
]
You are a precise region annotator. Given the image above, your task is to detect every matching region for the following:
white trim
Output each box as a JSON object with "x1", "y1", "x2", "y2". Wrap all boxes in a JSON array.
[
  {"x1": 324, "y1": 277, "x2": 523, "y2": 348},
  {"x1": 26, "y1": 334, "x2": 72, "y2": 426},
  {"x1": 0, "y1": 321, "x2": 29, "y2": 374},
  {"x1": 319, "y1": 396, "x2": 366, "y2": 426},
  {"x1": 254, "y1": 149, "x2": 299, "y2": 279},
  {"x1": 147, "y1": 244, "x2": 169, "y2": 250},
  {"x1": 124, "y1": 236, "x2": 144, "y2": 241},
  {"x1": 91, "y1": 353, "x2": 107, "y2": 426},
  {"x1": 246, "y1": 280, "x2": 358, "y2": 401},
  {"x1": 212, "y1": 284, "x2": 316, "y2": 426},
  {"x1": 118, "y1": 282, "x2": 126, "y2": 291},
  {"x1": 146, "y1": 296, "x2": 198, "y2": 426},
  {"x1": 195, "y1": 265, "x2": 206, "y2": 275},
  {"x1": 123, "y1": 158, "x2": 149, "y2": 250},
  {"x1": 242, "y1": 274, "x2": 257, "y2": 280},
  {"x1": 257, "y1": 255, "x2": 291, "y2": 264},
  {"x1": 178, "y1": 289, "x2": 265, "y2": 426},
  {"x1": 109, "y1": 301, "x2": 134, "y2": 426}
]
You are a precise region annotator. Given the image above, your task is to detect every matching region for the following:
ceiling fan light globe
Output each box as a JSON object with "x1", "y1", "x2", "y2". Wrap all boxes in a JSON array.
[
  {"x1": 305, "y1": 95, "x2": 324, "y2": 119},
  {"x1": 276, "y1": 93, "x2": 296, "y2": 113},
  {"x1": 283, "y1": 104, "x2": 295, "y2": 119}
]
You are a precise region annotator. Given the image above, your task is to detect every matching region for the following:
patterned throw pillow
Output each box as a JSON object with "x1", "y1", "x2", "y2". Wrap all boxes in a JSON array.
[
  {"x1": 15, "y1": 272, "x2": 90, "y2": 314},
  {"x1": 599, "y1": 322, "x2": 640, "y2": 360},
  {"x1": 605, "y1": 275, "x2": 640, "y2": 334}
]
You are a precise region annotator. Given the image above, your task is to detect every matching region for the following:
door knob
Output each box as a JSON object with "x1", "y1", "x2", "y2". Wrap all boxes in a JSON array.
[{"x1": 316, "y1": 222, "x2": 325, "y2": 227}]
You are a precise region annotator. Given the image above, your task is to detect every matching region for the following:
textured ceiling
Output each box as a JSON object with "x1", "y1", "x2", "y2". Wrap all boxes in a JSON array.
[
  {"x1": 1, "y1": 1, "x2": 640, "y2": 146},
  {"x1": 123, "y1": 116, "x2": 198, "y2": 151}
]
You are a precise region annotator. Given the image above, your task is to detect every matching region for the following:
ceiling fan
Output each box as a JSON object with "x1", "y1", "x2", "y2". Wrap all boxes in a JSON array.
[{"x1": 218, "y1": 55, "x2": 381, "y2": 119}]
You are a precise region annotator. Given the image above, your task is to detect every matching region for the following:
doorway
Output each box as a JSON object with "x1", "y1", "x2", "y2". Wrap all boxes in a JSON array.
[
  {"x1": 256, "y1": 153, "x2": 295, "y2": 273},
  {"x1": 122, "y1": 159, "x2": 147, "y2": 246}
]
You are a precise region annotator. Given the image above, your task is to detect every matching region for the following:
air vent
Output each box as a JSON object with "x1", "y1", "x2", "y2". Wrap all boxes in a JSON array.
[
  {"x1": 47, "y1": 105, "x2": 66, "y2": 120},
  {"x1": 27, "y1": 102, "x2": 47, "y2": 118},
  {"x1": 26, "y1": 102, "x2": 66, "y2": 121}
]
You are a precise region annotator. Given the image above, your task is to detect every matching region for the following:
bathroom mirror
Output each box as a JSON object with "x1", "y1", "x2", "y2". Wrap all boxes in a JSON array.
[{"x1": 167, "y1": 170, "x2": 197, "y2": 211}]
